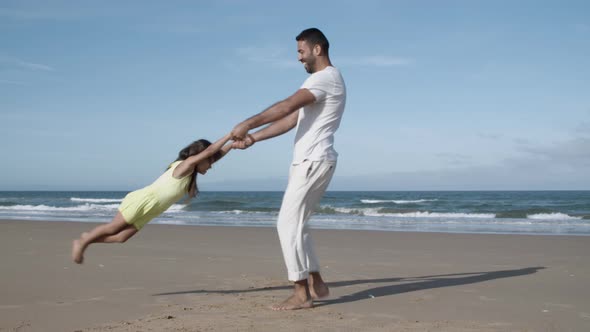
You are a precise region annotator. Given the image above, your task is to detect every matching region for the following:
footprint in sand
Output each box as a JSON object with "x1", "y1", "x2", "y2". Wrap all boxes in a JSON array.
[
  {"x1": 37, "y1": 300, "x2": 73, "y2": 307},
  {"x1": 38, "y1": 296, "x2": 105, "y2": 307},
  {"x1": 479, "y1": 295, "x2": 498, "y2": 301},
  {"x1": 74, "y1": 296, "x2": 105, "y2": 303},
  {"x1": 459, "y1": 288, "x2": 478, "y2": 293},
  {"x1": 0, "y1": 304, "x2": 24, "y2": 309},
  {"x1": 112, "y1": 287, "x2": 145, "y2": 291},
  {"x1": 544, "y1": 302, "x2": 574, "y2": 309},
  {"x1": 155, "y1": 257, "x2": 179, "y2": 261}
]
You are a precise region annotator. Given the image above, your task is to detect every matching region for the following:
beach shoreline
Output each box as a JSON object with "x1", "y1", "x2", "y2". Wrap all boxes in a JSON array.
[
  {"x1": 2, "y1": 190, "x2": 589, "y2": 236},
  {"x1": 1, "y1": 219, "x2": 589, "y2": 331}
]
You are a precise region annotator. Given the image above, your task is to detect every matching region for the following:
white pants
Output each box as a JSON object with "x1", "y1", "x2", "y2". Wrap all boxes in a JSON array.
[{"x1": 277, "y1": 160, "x2": 336, "y2": 281}]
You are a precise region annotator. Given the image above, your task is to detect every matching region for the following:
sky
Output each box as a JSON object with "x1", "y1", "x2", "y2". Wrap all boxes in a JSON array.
[{"x1": 1, "y1": 0, "x2": 589, "y2": 191}]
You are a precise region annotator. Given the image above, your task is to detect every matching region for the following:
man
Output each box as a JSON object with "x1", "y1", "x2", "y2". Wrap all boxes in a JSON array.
[{"x1": 232, "y1": 27, "x2": 346, "y2": 310}]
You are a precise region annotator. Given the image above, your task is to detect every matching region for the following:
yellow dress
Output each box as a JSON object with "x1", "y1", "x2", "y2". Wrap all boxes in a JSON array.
[{"x1": 118, "y1": 161, "x2": 191, "y2": 230}]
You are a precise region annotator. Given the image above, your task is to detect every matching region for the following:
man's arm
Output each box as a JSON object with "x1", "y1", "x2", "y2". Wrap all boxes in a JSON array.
[
  {"x1": 251, "y1": 110, "x2": 299, "y2": 142},
  {"x1": 232, "y1": 89, "x2": 315, "y2": 139},
  {"x1": 233, "y1": 110, "x2": 299, "y2": 149}
]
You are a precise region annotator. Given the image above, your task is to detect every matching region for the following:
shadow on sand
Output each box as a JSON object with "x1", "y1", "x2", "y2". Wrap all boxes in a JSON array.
[{"x1": 154, "y1": 266, "x2": 545, "y2": 307}]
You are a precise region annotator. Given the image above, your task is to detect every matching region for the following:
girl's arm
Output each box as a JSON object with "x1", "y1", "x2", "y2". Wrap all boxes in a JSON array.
[
  {"x1": 214, "y1": 142, "x2": 233, "y2": 164},
  {"x1": 174, "y1": 133, "x2": 232, "y2": 178}
]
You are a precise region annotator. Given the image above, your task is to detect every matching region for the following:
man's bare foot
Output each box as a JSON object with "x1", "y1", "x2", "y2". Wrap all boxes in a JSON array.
[
  {"x1": 309, "y1": 273, "x2": 330, "y2": 299},
  {"x1": 72, "y1": 239, "x2": 84, "y2": 264},
  {"x1": 271, "y1": 294, "x2": 313, "y2": 311}
]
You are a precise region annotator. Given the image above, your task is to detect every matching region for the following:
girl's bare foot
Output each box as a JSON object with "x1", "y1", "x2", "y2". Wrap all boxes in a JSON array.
[{"x1": 72, "y1": 239, "x2": 84, "y2": 264}]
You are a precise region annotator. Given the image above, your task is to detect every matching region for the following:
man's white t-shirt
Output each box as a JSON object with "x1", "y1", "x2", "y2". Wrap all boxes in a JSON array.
[{"x1": 292, "y1": 66, "x2": 346, "y2": 164}]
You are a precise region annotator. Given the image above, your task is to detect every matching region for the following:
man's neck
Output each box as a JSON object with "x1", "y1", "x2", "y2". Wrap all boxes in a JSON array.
[{"x1": 314, "y1": 57, "x2": 332, "y2": 72}]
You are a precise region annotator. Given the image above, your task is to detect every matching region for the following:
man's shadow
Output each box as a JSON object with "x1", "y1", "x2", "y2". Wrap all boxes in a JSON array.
[{"x1": 153, "y1": 266, "x2": 544, "y2": 307}]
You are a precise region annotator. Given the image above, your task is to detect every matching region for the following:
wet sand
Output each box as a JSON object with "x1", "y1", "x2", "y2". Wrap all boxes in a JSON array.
[{"x1": 1, "y1": 219, "x2": 589, "y2": 331}]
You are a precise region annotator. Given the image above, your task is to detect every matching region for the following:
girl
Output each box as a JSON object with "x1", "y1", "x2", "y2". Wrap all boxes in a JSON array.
[{"x1": 72, "y1": 133, "x2": 233, "y2": 264}]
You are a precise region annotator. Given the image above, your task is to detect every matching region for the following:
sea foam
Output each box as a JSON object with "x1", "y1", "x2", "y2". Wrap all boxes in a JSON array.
[
  {"x1": 361, "y1": 199, "x2": 437, "y2": 204},
  {"x1": 71, "y1": 197, "x2": 123, "y2": 203},
  {"x1": 527, "y1": 213, "x2": 582, "y2": 220},
  {"x1": 0, "y1": 204, "x2": 120, "y2": 212},
  {"x1": 325, "y1": 206, "x2": 495, "y2": 218}
]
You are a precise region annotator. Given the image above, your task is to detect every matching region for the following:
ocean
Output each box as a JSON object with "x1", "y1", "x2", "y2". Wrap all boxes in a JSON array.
[{"x1": 0, "y1": 191, "x2": 589, "y2": 235}]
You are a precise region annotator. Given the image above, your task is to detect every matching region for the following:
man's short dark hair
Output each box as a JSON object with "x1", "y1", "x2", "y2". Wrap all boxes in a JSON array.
[{"x1": 296, "y1": 28, "x2": 329, "y2": 54}]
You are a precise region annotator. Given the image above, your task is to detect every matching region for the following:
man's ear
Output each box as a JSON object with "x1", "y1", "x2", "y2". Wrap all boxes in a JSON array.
[{"x1": 313, "y1": 44, "x2": 322, "y2": 56}]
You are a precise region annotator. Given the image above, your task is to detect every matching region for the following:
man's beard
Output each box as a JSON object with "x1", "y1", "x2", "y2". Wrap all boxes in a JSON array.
[{"x1": 303, "y1": 58, "x2": 316, "y2": 73}]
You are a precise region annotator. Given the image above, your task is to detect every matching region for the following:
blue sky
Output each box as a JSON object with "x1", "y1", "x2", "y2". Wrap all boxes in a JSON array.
[{"x1": 1, "y1": 0, "x2": 589, "y2": 191}]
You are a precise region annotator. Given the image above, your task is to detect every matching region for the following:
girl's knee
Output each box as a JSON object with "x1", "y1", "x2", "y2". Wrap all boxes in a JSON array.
[
  {"x1": 117, "y1": 227, "x2": 137, "y2": 243},
  {"x1": 111, "y1": 233, "x2": 129, "y2": 243},
  {"x1": 105, "y1": 221, "x2": 128, "y2": 234}
]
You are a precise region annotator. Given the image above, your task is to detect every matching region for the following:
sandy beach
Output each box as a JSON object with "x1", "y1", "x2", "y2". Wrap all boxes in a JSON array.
[{"x1": 1, "y1": 219, "x2": 589, "y2": 331}]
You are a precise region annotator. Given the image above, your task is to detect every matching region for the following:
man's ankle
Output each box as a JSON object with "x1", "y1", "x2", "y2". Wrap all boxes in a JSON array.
[{"x1": 294, "y1": 280, "x2": 312, "y2": 298}]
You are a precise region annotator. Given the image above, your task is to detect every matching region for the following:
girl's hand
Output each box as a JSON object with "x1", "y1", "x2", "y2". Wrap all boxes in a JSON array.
[{"x1": 232, "y1": 134, "x2": 255, "y2": 150}]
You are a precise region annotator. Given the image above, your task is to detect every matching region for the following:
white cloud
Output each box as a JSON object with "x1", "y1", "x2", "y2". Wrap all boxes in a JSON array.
[
  {"x1": 478, "y1": 132, "x2": 502, "y2": 140},
  {"x1": 236, "y1": 46, "x2": 298, "y2": 68},
  {"x1": 236, "y1": 49, "x2": 414, "y2": 69},
  {"x1": 338, "y1": 55, "x2": 414, "y2": 67},
  {"x1": 135, "y1": 22, "x2": 205, "y2": 34},
  {"x1": 0, "y1": 7, "x2": 80, "y2": 20},
  {"x1": 436, "y1": 152, "x2": 473, "y2": 166},
  {"x1": 0, "y1": 79, "x2": 26, "y2": 85},
  {"x1": 334, "y1": 135, "x2": 590, "y2": 190},
  {"x1": 207, "y1": 131, "x2": 590, "y2": 190},
  {"x1": 575, "y1": 121, "x2": 590, "y2": 136},
  {"x1": 15, "y1": 59, "x2": 54, "y2": 71},
  {"x1": 519, "y1": 137, "x2": 590, "y2": 167},
  {"x1": 513, "y1": 137, "x2": 533, "y2": 146},
  {"x1": 0, "y1": 56, "x2": 55, "y2": 71}
]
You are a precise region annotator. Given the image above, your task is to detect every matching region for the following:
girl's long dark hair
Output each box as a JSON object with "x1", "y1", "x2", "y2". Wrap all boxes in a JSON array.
[{"x1": 172, "y1": 139, "x2": 223, "y2": 198}]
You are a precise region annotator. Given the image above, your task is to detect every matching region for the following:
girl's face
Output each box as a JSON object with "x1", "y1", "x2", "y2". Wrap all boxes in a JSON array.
[{"x1": 196, "y1": 158, "x2": 212, "y2": 175}]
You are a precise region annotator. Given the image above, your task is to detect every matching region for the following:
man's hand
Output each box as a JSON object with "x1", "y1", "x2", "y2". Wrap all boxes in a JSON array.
[
  {"x1": 232, "y1": 134, "x2": 255, "y2": 150},
  {"x1": 231, "y1": 122, "x2": 250, "y2": 140}
]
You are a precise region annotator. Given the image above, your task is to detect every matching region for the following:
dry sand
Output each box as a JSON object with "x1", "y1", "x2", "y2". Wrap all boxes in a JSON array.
[{"x1": 1, "y1": 219, "x2": 589, "y2": 331}]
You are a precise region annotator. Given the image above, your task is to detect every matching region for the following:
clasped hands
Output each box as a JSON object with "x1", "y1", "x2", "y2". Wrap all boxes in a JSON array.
[{"x1": 231, "y1": 123, "x2": 255, "y2": 150}]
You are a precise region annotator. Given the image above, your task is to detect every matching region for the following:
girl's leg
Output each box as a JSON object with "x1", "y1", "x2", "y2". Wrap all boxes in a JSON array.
[
  {"x1": 72, "y1": 212, "x2": 134, "y2": 264},
  {"x1": 82, "y1": 225, "x2": 138, "y2": 243}
]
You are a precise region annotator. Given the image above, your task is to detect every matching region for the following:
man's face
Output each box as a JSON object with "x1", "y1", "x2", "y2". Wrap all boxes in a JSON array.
[{"x1": 297, "y1": 40, "x2": 316, "y2": 74}]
